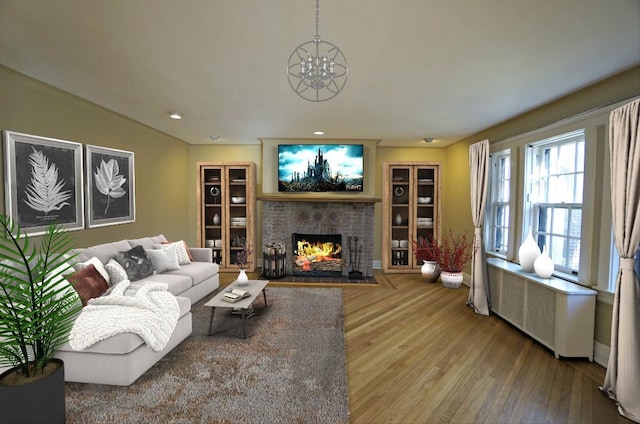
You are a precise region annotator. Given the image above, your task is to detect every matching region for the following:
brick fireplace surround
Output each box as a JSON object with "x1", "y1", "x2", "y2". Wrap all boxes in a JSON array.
[{"x1": 260, "y1": 197, "x2": 377, "y2": 277}]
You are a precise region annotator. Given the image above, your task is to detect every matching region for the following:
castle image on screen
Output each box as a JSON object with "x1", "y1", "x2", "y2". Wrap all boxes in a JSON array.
[{"x1": 278, "y1": 144, "x2": 364, "y2": 192}]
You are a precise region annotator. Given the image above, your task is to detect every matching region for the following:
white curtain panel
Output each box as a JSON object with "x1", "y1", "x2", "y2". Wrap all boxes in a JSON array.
[
  {"x1": 601, "y1": 98, "x2": 640, "y2": 422},
  {"x1": 467, "y1": 140, "x2": 490, "y2": 315}
]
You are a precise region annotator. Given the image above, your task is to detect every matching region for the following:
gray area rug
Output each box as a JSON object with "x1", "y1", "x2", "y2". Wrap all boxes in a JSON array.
[{"x1": 65, "y1": 287, "x2": 349, "y2": 424}]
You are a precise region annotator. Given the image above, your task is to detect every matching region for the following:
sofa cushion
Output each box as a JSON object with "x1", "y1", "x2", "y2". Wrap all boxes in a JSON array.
[
  {"x1": 74, "y1": 239, "x2": 132, "y2": 265},
  {"x1": 104, "y1": 259, "x2": 129, "y2": 285},
  {"x1": 156, "y1": 241, "x2": 193, "y2": 264},
  {"x1": 66, "y1": 264, "x2": 109, "y2": 306},
  {"x1": 164, "y1": 261, "x2": 218, "y2": 286},
  {"x1": 144, "y1": 244, "x2": 180, "y2": 273},
  {"x1": 59, "y1": 296, "x2": 191, "y2": 355},
  {"x1": 135, "y1": 274, "x2": 192, "y2": 296},
  {"x1": 114, "y1": 245, "x2": 154, "y2": 282},
  {"x1": 74, "y1": 256, "x2": 110, "y2": 286},
  {"x1": 128, "y1": 234, "x2": 168, "y2": 250}
]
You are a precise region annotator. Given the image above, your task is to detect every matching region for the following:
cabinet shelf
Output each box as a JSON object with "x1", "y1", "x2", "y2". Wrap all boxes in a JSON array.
[
  {"x1": 383, "y1": 162, "x2": 441, "y2": 273},
  {"x1": 197, "y1": 162, "x2": 256, "y2": 272}
]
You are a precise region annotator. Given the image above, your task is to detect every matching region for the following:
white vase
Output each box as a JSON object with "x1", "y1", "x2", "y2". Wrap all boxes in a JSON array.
[
  {"x1": 212, "y1": 213, "x2": 221, "y2": 225},
  {"x1": 237, "y1": 268, "x2": 249, "y2": 285},
  {"x1": 440, "y1": 271, "x2": 463, "y2": 288},
  {"x1": 534, "y1": 245, "x2": 554, "y2": 278},
  {"x1": 395, "y1": 213, "x2": 402, "y2": 225},
  {"x1": 518, "y1": 228, "x2": 541, "y2": 272},
  {"x1": 421, "y1": 261, "x2": 441, "y2": 284}
]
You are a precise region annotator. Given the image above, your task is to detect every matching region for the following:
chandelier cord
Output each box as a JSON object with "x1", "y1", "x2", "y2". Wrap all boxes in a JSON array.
[{"x1": 315, "y1": 0, "x2": 320, "y2": 38}]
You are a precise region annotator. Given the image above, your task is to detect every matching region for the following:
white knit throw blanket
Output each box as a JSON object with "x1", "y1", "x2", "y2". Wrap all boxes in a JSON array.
[{"x1": 70, "y1": 280, "x2": 180, "y2": 352}]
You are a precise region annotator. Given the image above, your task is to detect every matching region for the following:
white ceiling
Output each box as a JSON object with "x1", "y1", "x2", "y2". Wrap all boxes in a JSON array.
[{"x1": 0, "y1": 0, "x2": 638, "y2": 147}]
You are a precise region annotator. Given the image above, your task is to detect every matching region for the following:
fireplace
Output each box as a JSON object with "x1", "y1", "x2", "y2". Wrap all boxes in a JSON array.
[
  {"x1": 261, "y1": 198, "x2": 376, "y2": 277},
  {"x1": 292, "y1": 233, "x2": 345, "y2": 277}
]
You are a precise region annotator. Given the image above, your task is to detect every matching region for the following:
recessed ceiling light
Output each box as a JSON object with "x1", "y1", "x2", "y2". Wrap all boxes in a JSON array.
[
  {"x1": 209, "y1": 134, "x2": 220, "y2": 141},
  {"x1": 423, "y1": 137, "x2": 434, "y2": 143},
  {"x1": 169, "y1": 112, "x2": 182, "y2": 120},
  {"x1": 313, "y1": 131, "x2": 325, "y2": 135}
]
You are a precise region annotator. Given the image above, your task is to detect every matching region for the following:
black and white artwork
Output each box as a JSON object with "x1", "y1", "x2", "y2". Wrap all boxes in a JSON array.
[
  {"x1": 85, "y1": 145, "x2": 135, "y2": 228},
  {"x1": 3, "y1": 131, "x2": 84, "y2": 235}
]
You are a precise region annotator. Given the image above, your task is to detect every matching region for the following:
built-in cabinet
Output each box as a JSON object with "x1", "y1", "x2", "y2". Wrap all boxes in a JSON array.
[
  {"x1": 487, "y1": 258, "x2": 596, "y2": 360},
  {"x1": 382, "y1": 162, "x2": 441, "y2": 273},
  {"x1": 197, "y1": 162, "x2": 256, "y2": 272}
]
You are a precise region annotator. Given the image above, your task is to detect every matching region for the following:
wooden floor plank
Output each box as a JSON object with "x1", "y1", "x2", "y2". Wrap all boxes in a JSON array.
[
  {"x1": 343, "y1": 271, "x2": 630, "y2": 424},
  {"x1": 238, "y1": 269, "x2": 630, "y2": 424}
]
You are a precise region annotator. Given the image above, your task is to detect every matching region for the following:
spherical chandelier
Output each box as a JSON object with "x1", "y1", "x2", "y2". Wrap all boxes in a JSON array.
[{"x1": 287, "y1": 0, "x2": 348, "y2": 102}]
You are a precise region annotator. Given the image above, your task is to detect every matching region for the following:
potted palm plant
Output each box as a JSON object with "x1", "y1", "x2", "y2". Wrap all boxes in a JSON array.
[{"x1": 0, "y1": 214, "x2": 81, "y2": 424}]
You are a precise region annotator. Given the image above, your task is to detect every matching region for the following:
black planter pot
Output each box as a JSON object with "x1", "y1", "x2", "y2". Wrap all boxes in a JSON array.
[{"x1": 0, "y1": 358, "x2": 65, "y2": 424}]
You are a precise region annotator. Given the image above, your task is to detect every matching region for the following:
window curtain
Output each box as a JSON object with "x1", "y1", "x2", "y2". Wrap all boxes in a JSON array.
[
  {"x1": 467, "y1": 139, "x2": 490, "y2": 315},
  {"x1": 601, "y1": 98, "x2": 640, "y2": 422}
]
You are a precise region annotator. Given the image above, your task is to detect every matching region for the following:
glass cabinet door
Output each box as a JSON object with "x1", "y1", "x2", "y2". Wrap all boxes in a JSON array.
[
  {"x1": 383, "y1": 162, "x2": 441, "y2": 273},
  {"x1": 390, "y1": 167, "x2": 412, "y2": 268},
  {"x1": 202, "y1": 167, "x2": 223, "y2": 264}
]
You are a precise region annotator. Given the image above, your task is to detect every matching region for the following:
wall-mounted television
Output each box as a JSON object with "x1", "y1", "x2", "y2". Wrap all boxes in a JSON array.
[{"x1": 278, "y1": 144, "x2": 364, "y2": 192}]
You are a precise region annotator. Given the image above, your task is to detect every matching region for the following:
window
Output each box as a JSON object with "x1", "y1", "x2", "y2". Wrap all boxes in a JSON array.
[
  {"x1": 525, "y1": 130, "x2": 585, "y2": 275},
  {"x1": 488, "y1": 151, "x2": 511, "y2": 255}
]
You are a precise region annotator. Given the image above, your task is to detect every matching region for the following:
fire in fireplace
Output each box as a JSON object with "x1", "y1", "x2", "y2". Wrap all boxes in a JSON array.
[{"x1": 292, "y1": 233, "x2": 345, "y2": 276}]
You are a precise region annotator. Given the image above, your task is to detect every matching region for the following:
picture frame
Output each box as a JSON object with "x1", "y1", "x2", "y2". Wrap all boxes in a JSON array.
[
  {"x1": 85, "y1": 145, "x2": 135, "y2": 228},
  {"x1": 3, "y1": 131, "x2": 84, "y2": 236}
]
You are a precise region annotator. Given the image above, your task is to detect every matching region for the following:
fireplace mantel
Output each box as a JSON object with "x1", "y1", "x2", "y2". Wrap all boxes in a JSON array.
[{"x1": 258, "y1": 194, "x2": 381, "y2": 203}]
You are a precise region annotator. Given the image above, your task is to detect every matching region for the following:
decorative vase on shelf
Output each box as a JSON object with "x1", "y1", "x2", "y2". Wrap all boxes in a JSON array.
[
  {"x1": 534, "y1": 245, "x2": 554, "y2": 278},
  {"x1": 395, "y1": 213, "x2": 402, "y2": 225},
  {"x1": 440, "y1": 271, "x2": 463, "y2": 288},
  {"x1": 237, "y1": 269, "x2": 249, "y2": 285},
  {"x1": 518, "y1": 228, "x2": 541, "y2": 272},
  {"x1": 212, "y1": 213, "x2": 221, "y2": 225},
  {"x1": 421, "y1": 261, "x2": 441, "y2": 284}
]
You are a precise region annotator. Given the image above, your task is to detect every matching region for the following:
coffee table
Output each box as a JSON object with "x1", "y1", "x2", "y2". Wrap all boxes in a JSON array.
[{"x1": 204, "y1": 279, "x2": 269, "y2": 338}]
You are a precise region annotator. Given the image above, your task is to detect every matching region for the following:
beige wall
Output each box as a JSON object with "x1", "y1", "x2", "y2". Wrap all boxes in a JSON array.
[
  {"x1": 455, "y1": 65, "x2": 640, "y2": 146},
  {"x1": 0, "y1": 65, "x2": 191, "y2": 247},
  {"x1": 450, "y1": 65, "x2": 640, "y2": 350},
  {"x1": 3, "y1": 63, "x2": 639, "y2": 351}
]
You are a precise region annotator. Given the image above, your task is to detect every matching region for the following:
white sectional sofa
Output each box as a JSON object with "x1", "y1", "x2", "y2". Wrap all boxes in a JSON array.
[{"x1": 55, "y1": 235, "x2": 219, "y2": 386}]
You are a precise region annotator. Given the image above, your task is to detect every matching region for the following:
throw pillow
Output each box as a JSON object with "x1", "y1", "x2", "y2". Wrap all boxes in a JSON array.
[
  {"x1": 114, "y1": 245, "x2": 154, "y2": 281},
  {"x1": 66, "y1": 264, "x2": 109, "y2": 306},
  {"x1": 74, "y1": 256, "x2": 111, "y2": 285},
  {"x1": 104, "y1": 259, "x2": 129, "y2": 285},
  {"x1": 144, "y1": 244, "x2": 180, "y2": 273},
  {"x1": 157, "y1": 240, "x2": 193, "y2": 264}
]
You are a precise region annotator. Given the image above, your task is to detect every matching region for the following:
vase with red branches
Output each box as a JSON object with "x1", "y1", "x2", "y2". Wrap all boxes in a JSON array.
[
  {"x1": 413, "y1": 230, "x2": 475, "y2": 287},
  {"x1": 411, "y1": 235, "x2": 441, "y2": 283},
  {"x1": 235, "y1": 244, "x2": 252, "y2": 285}
]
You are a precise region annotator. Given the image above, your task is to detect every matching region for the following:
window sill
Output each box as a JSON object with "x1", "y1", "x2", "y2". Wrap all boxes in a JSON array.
[
  {"x1": 486, "y1": 258, "x2": 597, "y2": 295},
  {"x1": 552, "y1": 269, "x2": 579, "y2": 284}
]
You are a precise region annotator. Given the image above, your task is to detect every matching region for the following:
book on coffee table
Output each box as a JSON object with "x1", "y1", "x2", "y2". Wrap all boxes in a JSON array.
[
  {"x1": 231, "y1": 306, "x2": 255, "y2": 318},
  {"x1": 222, "y1": 288, "x2": 251, "y2": 303}
]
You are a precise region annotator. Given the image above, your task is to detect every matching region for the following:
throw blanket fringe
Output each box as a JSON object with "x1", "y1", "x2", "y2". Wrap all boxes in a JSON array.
[{"x1": 70, "y1": 280, "x2": 180, "y2": 352}]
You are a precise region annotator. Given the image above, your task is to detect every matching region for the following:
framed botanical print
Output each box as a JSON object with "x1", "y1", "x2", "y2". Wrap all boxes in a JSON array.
[
  {"x1": 85, "y1": 145, "x2": 135, "y2": 228},
  {"x1": 3, "y1": 131, "x2": 84, "y2": 235}
]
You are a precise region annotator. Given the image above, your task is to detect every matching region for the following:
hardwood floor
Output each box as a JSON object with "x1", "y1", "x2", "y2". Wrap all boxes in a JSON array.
[
  {"x1": 236, "y1": 270, "x2": 630, "y2": 424},
  {"x1": 342, "y1": 271, "x2": 629, "y2": 424}
]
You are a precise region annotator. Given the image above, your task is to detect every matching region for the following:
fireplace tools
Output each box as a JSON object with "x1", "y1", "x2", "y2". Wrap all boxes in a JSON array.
[{"x1": 348, "y1": 236, "x2": 364, "y2": 280}]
